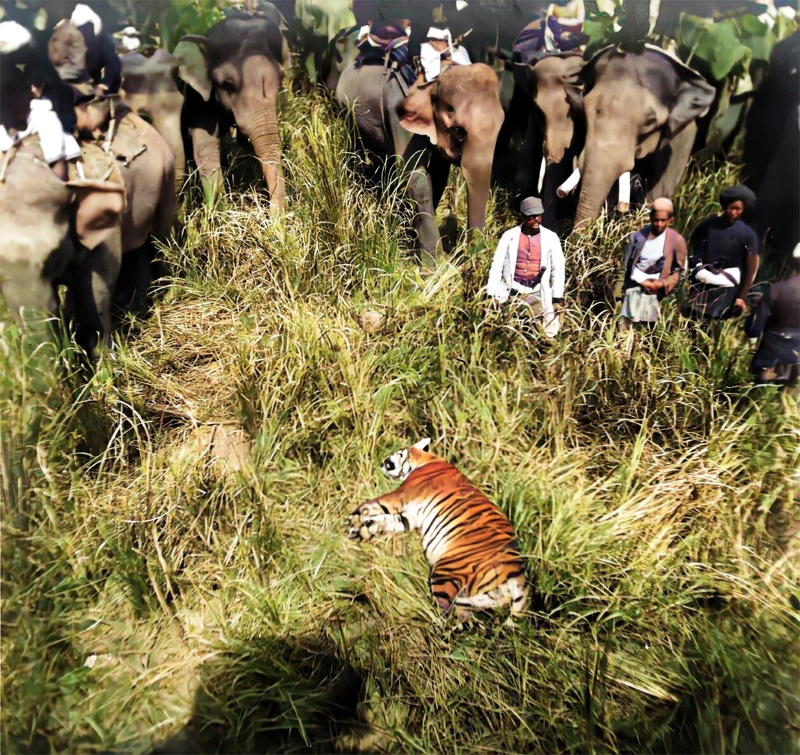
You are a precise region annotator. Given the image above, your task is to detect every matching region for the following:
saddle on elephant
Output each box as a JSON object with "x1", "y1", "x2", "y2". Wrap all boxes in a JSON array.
[
  {"x1": 353, "y1": 20, "x2": 416, "y2": 89},
  {"x1": 71, "y1": 83, "x2": 149, "y2": 169}
]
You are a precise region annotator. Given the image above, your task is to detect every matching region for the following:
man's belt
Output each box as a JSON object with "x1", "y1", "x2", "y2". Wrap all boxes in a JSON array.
[{"x1": 514, "y1": 266, "x2": 547, "y2": 289}]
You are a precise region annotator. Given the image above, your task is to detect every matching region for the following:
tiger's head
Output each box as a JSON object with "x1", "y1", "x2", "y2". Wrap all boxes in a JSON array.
[{"x1": 381, "y1": 438, "x2": 434, "y2": 481}]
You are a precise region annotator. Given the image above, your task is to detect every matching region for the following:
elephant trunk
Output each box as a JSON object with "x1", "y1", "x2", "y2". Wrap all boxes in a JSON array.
[
  {"x1": 246, "y1": 103, "x2": 285, "y2": 216},
  {"x1": 461, "y1": 148, "x2": 493, "y2": 231},
  {"x1": 574, "y1": 143, "x2": 634, "y2": 226}
]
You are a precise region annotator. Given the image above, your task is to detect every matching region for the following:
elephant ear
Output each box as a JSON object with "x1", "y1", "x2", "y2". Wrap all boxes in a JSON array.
[
  {"x1": 512, "y1": 62, "x2": 535, "y2": 97},
  {"x1": 173, "y1": 36, "x2": 212, "y2": 101},
  {"x1": 399, "y1": 82, "x2": 438, "y2": 143},
  {"x1": 667, "y1": 73, "x2": 716, "y2": 137},
  {"x1": 66, "y1": 179, "x2": 126, "y2": 251}
]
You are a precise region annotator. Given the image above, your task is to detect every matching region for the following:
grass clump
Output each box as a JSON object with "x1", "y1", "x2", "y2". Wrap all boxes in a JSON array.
[{"x1": 2, "y1": 88, "x2": 798, "y2": 754}]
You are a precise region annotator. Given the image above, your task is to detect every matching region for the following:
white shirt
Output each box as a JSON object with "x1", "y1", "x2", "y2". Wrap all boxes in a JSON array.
[
  {"x1": 0, "y1": 99, "x2": 81, "y2": 164},
  {"x1": 630, "y1": 231, "x2": 666, "y2": 283}
]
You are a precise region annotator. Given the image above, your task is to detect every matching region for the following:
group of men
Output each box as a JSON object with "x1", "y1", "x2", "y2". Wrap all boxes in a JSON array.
[{"x1": 487, "y1": 191, "x2": 800, "y2": 389}]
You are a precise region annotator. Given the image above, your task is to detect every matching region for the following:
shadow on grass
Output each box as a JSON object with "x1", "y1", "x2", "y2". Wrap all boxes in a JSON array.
[{"x1": 151, "y1": 632, "x2": 370, "y2": 754}]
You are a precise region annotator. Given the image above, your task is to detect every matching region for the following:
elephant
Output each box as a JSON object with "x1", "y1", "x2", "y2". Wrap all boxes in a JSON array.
[
  {"x1": 0, "y1": 136, "x2": 126, "y2": 359},
  {"x1": 568, "y1": 45, "x2": 716, "y2": 225},
  {"x1": 172, "y1": 10, "x2": 290, "y2": 213},
  {"x1": 743, "y1": 31, "x2": 799, "y2": 258},
  {"x1": 120, "y1": 50, "x2": 186, "y2": 188},
  {"x1": 71, "y1": 90, "x2": 177, "y2": 315},
  {"x1": 504, "y1": 52, "x2": 585, "y2": 229},
  {"x1": 336, "y1": 60, "x2": 504, "y2": 260}
]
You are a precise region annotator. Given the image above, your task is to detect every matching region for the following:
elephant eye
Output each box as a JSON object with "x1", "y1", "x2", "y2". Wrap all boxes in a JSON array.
[{"x1": 220, "y1": 79, "x2": 237, "y2": 94}]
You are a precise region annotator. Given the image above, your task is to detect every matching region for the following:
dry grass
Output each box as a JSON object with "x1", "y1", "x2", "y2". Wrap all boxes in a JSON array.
[{"x1": 2, "y1": 88, "x2": 799, "y2": 754}]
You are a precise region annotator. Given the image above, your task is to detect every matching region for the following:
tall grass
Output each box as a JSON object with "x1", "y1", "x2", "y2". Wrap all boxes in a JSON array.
[{"x1": 2, "y1": 88, "x2": 798, "y2": 754}]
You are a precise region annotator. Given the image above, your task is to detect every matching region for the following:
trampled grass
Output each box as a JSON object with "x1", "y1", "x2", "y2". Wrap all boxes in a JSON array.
[{"x1": 2, "y1": 89, "x2": 799, "y2": 754}]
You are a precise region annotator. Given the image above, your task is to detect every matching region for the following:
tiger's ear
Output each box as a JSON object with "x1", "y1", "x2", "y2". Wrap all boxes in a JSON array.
[{"x1": 413, "y1": 438, "x2": 431, "y2": 452}]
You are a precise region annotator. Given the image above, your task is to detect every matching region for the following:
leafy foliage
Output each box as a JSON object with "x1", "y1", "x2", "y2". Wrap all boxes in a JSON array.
[
  {"x1": 676, "y1": 11, "x2": 798, "y2": 82},
  {"x1": 135, "y1": 0, "x2": 226, "y2": 51}
]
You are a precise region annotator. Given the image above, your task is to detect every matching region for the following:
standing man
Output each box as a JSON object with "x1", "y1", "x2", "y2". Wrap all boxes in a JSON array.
[
  {"x1": 486, "y1": 196, "x2": 566, "y2": 337},
  {"x1": 619, "y1": 197, "x2": 688, "y2": 328},
  {"x1": 686, "y1": 184, "x2": 760, "y2": 321}
]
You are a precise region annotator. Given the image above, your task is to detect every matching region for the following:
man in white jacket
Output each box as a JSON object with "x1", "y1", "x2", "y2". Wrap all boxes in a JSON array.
[{"x1": 486, "y1": 196, "x2": 566, "y2": 337}]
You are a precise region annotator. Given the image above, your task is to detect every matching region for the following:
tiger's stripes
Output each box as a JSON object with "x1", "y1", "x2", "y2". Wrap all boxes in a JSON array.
[{"x1": 348, "y1": 440, "x2": 527, "y2": 620}]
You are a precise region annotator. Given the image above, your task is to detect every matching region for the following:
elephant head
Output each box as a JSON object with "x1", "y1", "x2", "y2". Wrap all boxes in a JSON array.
[
  {"x1": 512, "y1": 53, "x2": 584, "y2": 168},
  {"x1": 398, "y1": 63, "x2": 504, "y2": 232},
  {"x1": 173, "y1": 12, "x2": 287, "y2": 214},
  {"x1": 571, "y1": 46, "x2": 715, "y2": 224},
  {"x1": 120, "y1": 50, "x2": 186, "y2": 187}
]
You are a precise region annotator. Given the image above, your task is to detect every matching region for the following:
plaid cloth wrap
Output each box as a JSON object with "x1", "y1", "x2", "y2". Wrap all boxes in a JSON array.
[{"x1": 354, "y1": 20, "x2": 416, "y2": 86}]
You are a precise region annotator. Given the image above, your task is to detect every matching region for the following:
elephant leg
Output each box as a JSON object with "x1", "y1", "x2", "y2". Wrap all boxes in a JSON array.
[
  {"x1": 115, "y1": 244, "x2": 153, "y2": 315},
  {"x1": 403, "y1": 136, "x2": 442, "y2": 266},
  {"x1": 515, "y1": 114, "x2": 543, "y2": 198},
  {"x1": 190, "y1": 124, "x2": 223, "y2": 206},
  {"x1": 67, "y1": 242, "x2": 120, "y2": 359},
  {"x1": 648, "y1": 122, "x2": 698, "y2": 201},
  {"x1": 429, "y1": 147, "x2": 450, "y2": 213},
  {"x1": 408, "y1": 167, "x2": 441, "y2": 268},
  {"x1": 1, "y1": 260, "x2": 58, "y2": 347},
  {"x1": 185, "y1": 89, "x2": 223, "y2": 206}
]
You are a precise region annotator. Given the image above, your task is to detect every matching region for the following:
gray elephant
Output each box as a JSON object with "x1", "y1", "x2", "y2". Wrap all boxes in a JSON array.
[
  {"x1": 0, "y1": 136, "x2": 125, "y2": 358},
  {"x1": 336, "y1": 60, "x2": 504, "y2": 260},
  {"x1": 120, "y1": 50, "x2": 186, "y2": 188},
  {"x1": 507, "y1": 52, "x2": 584, "y2": 228},
  {"x1": 568, "y1": 45, "x2": 716, "y2": 224},
  {"x1": 172, "y1": 9, "x2": 290, "y2": 213}
]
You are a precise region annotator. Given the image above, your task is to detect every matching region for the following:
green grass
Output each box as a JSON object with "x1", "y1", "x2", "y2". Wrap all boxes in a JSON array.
[{"x1": 2, "y1": 88, "x2": 799, "y2": 754}]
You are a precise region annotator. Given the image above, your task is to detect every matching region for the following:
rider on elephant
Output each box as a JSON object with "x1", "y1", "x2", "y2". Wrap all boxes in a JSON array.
[
  {"x1": 0, "y1": 21, "x2": 81, "y2": 180},
  {"x1": 686, "y1": 185, "x2": 760, "y2": 321},
  {"x1": 49, "y1": 4, "x2": 122, "y2": 96}
]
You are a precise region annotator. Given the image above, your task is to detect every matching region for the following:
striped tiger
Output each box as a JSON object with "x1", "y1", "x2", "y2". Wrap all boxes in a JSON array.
[{"x1": 348, "y1": 438, "x2": 528, "y2": 620}]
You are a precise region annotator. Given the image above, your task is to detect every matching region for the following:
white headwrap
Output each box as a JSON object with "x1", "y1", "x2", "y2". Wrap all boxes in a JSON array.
[
  {"x1": 70, "y1": 4, "x2": 103, "y2": 35},
  {"x1": 0, "y1": 20, "x2": 32, "y2": 54}
]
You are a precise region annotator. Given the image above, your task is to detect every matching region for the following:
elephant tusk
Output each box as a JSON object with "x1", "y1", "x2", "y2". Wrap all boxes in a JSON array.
[
  {"x1": 617, "y1": 171, "x2": 631, "y2": 212},
  {"x1": 557, "y1": 167, "x2": 581, "y2": 198},
  {"x1": 537, "y1": 155, "x2": 546, "y2": 194}
]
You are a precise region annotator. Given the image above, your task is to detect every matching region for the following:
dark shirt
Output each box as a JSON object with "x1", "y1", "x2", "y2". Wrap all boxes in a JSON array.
[
  {"x1": 77, "y1": 23, "x2": 122, "y2": 93},
  {"x1": 745, "y1": 274, "x2": 800, "y2": 368},
  {"x1": 690, "y1": 215, "x2": 759, "y2": 271}
]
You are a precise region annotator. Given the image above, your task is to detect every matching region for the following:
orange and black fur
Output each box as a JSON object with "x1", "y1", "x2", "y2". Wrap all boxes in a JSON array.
[{"x1": 348, "y1": 439, "x2": 527, "y2": 620}]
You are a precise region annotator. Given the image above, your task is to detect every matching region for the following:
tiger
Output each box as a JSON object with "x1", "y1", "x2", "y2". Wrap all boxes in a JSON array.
[{"x1": 348, "y1": 438, "x2": 528, "y2": 620}]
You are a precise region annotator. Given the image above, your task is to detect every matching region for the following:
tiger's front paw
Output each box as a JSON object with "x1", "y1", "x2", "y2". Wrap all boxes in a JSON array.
[{"x1": 348, "y1": 501, "x2": 386, "y2": 541}]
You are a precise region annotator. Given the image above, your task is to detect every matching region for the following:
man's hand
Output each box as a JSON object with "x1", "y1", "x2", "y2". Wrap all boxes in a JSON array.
[
  {"x1": 733, "y1": 297, "x2": 747, "y2": 314},
  {"x1": 640, "y1": 279, "x2": 663, "y2": 294}
]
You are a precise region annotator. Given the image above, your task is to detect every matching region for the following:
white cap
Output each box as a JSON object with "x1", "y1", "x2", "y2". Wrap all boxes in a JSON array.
[
  {"x1": 0, "y1": 20, "x2": 32, "y2": 54},
  {"x1": 71, "y1": 4, "x2": 102, "y2": 35},
  {"x1": 793, "y1": 243, "x2": 800, "y2": 260}
]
